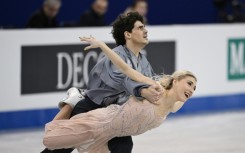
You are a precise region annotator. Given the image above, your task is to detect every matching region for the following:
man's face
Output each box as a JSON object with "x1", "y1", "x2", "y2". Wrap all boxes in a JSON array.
[
  {"x1": 93, "y1": 0, "x2": 108, "y2": 15},
  {"x1": 129, "y1": 21, "x2": 149, "y2": 46},
  {"x1": 44, "y1": 3, "x2": 61, "y2": 18},
  {"x1": 134, "y1": 1, "x2": 148, "y2": 17}
]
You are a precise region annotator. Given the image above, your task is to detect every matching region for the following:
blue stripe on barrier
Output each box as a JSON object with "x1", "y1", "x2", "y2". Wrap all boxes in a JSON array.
[
  {"x1": 176, "y1": 93, "x2": 245, "y2": 114},
  {"x1": 1, "y1": 93, "x2": 245, "y2": 130},
  {"x1": 0, "y1": 108, "x2": 59, "y2": 130}
]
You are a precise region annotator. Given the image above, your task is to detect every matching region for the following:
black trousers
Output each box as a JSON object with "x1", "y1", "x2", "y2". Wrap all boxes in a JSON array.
[{"x1": 41, "y1": 97, "x2": 133, "y2": 153}]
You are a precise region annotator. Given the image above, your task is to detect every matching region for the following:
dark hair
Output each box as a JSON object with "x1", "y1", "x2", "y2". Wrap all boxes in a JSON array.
[{"x1": 111, "y1": 12, "x2": 144, "y2": 46}]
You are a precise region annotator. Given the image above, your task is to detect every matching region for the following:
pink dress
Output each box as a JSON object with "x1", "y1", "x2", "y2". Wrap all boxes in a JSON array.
[{"x1": 44, "y1": 97, "x2": 166, "y2": 153}]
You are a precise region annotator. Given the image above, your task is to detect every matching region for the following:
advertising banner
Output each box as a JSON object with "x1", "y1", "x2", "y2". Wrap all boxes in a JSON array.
[{"x1": 21, "y1": 42, "x2": 175, "y2": 94}]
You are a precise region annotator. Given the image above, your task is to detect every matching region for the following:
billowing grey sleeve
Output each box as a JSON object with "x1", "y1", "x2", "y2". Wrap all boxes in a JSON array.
[{"x1": 99, "y1": 57, "x2": 149, "y2": 97}]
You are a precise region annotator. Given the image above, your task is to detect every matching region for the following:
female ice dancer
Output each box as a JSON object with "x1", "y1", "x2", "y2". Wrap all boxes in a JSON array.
[{"x1": 43, "y1": 36, "x2": 197, "y2": 153}]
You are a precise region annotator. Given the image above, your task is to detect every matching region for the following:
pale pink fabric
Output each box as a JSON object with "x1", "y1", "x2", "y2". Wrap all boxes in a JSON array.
[{"x1": 43, "y1": 98, "x2": 165, "y2": 153}]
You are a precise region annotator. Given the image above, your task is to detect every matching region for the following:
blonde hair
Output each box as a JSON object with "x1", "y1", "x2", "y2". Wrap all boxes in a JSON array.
[{"x1": 157, "y1": 70, "x2": 197, "y2": 90}]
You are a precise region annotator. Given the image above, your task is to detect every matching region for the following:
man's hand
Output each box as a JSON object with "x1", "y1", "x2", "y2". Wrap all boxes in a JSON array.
[{"x1": 140, "y1": 83, "x2": 163, "y2": 104}]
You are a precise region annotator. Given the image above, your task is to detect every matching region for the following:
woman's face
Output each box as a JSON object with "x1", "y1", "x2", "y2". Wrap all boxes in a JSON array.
[{"x1": 172, "y1": 76, "x2": 196, "y2": 103}]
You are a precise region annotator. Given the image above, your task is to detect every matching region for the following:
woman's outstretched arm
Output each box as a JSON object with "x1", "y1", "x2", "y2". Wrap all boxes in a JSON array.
[{"x1": 79, "y1": 36, "x2": 156, "y2": 86}]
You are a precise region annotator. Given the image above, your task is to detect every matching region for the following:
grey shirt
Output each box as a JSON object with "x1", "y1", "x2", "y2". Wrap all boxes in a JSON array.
[{"x1": 85, "y1": 45, "x2": 155, "y2": 106}]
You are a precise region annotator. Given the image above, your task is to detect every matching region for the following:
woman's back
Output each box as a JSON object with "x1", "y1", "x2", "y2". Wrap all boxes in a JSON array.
[
  {"x1": 104, "y1": 97, "x2": 166, "y2": 137},
  {"x1": 44, "y1": 97, "x2": 166, "y2": 152},
  {"x1": 71, "y1": 97, "x2": 166, "y2": 137}
]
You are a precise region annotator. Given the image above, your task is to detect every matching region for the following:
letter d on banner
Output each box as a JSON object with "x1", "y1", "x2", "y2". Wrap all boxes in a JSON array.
[{"x1": 57, "y1": 52, "x2": 73, "y2": 89}]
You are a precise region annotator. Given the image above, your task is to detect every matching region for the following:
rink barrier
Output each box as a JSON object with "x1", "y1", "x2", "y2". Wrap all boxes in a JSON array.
[{"x1": 1, "y1": 93, "x2": 245, "y2": 130}]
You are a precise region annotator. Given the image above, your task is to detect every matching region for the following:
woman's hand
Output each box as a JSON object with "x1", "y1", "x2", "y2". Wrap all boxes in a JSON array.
[{"x1": 79, "y1": 36, "x2": 104, "y2": 51}]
